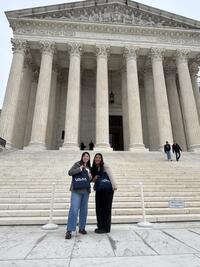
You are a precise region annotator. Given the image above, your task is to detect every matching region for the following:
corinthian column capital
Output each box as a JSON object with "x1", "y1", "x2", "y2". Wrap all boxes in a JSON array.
[
  {"x1": 123, "y1": 46, "x2": 139, "y2": 60},
  {"x1": 95, "y1": 44, "x2": 110, "y2": 58},
  {"x1": 176, "y1": 49, "x2": 190, "y2": 62},
  {"x1": 68, "y1": 42, "x2": 83, "y2": 56},
  {"x1": 150, "y1": 48, "x2": 165, "y2": 61},
  {"x1": 11, "y1": 38, "x2": 29, "y2": 54},
  {"x1": 40, "y1": 41, "x2": 55, "y2": 55}
]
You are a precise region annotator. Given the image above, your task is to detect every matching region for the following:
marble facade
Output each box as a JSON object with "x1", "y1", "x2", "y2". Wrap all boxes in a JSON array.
[{"x1": 0, "y1": 0, "x2": 200, "y2": 151}]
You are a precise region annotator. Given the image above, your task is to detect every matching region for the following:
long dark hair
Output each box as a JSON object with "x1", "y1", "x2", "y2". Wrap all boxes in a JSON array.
[
  {"x1": 91, "y1": 153, "x2": 104, "y2": 175},
  {"x1": 80, "y1": 152, "x2": 91, "y2": 167}
]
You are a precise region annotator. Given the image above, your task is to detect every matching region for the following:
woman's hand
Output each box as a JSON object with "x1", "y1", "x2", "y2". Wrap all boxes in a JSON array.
[
  {"x1": 80, "y1": 165, "x2": 86, "y2": 171},
  {"x1": 88, "y1": 172, "x2": 92, "y2": 180},
  {"x1": 92, "y1": 175, "x2": 98, "y2": 182}
]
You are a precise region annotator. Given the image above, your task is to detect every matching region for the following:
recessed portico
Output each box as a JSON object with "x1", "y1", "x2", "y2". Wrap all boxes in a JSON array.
[{"x1": 0, "y1": 0, "x2": 200, "y2": 152}]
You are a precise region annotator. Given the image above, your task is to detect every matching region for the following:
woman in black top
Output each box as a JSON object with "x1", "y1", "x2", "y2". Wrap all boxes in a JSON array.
[{"x1": 91, "y1": 153, "x2": 117, "y2": 233}]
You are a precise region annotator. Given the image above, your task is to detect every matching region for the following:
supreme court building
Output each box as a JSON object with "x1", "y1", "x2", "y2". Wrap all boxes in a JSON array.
[{"x1": 1, "y1": 0, "x2": 200, "y2": 152}]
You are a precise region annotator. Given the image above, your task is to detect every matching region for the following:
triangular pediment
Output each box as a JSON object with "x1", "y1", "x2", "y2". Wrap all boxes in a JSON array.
[{"x1": 6, "y1": 0, "x2": 200, "y2": 30}]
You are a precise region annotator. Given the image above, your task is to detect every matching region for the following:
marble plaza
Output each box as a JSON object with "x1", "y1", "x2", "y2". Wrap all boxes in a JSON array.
[
  {"x1": 1, "y1": 223, "x2": 200, "y2": 266},
  {"x1": 0, "y1": 0, "x2": 200, "y2": 152}
]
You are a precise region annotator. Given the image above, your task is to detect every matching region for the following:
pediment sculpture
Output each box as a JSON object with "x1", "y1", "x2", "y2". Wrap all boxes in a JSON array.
[{"x1": 24, "y1": 4, "x2": 195, "y2": 29}]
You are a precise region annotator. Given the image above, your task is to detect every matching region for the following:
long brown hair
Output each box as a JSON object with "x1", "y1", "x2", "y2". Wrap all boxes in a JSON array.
[
  {"x1": 91, "y1": 153, "x2": 104, "y2": 174},
  {"x1": 80, "y1": 152, "x2": 91, "y2": 168}
]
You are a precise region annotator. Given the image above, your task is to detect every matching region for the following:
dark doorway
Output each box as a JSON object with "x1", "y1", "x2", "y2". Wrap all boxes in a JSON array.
[{"x1": 109, "y1": 116, "x2": 124, "y2": 151}]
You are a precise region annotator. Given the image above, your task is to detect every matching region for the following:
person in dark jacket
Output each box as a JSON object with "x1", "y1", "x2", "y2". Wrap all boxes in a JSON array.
[
  {"x1": 65, "y1": 152, "x2": 92, "y2": 239},
  {"x1": 172, "y1": 142, "x2": 182, "y2": 161},
  {"x1": 89, "y1": 140, "x2": 94, "y2": 150},
  {"x1": 91, "y1": 153, "x2": 117, "y2": 234},
  {"x1": 164, "y1": 141, "x2": 172, "y2": 161},
  {"x1": 80, "y1": 142, "x2": 86, "y2": 150}
]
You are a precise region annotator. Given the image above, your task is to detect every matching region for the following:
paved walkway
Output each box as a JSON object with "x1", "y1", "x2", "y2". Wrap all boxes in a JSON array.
[{"x1": 1, "y1": 222, "x2": 200, "y2": 266}]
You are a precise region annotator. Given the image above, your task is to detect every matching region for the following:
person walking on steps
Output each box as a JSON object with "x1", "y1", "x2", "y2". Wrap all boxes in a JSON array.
[
  {"x1": 164, "y1": 141, "x2": 172, "y2": 161},
  {"x1": 172, "y1": 141, "x2": 182, "y2": 161}
]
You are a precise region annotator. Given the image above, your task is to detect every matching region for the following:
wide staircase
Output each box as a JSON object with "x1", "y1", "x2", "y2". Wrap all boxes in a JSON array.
[{"x1": 0, "y1": 149, "x2": 200, "y2": 225}]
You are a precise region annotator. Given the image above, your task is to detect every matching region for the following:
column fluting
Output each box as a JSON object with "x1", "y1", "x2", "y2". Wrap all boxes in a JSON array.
[
  {"x1": 24, "y1": 67, "x2": 39, "y2": 147},
  {"x1": 165, "y1": 62, "x2": 187, "y2": 151},
  {"x1": 28, "y1": 41, "x2": 55, "y2": 149},
  {"x1": 189, "y1": 61, "x2": 200, "y2": 124},
  {"x1": 94, "y1": 45, "x2": 111, "y2": 150},
  {"x1": 150, "y1": 48, "x2": 173, "y2": 149},
  {"x1": 176, "y1": 49, "x2": 200, "y2": 151},
  {"x1": 0, "y1": 39, "x2": 29, "y2": 148},
  {"x1": 124, "y1": 46, "x2": 145, "y2": 151},
  {"x1": 62, "y1": 43, "x2": 82, "y2": 150},
  {"x1": 121, "y1": 65, "x2": 129, "y2": 151},
  {"x1": 13, "y1": 54, "x2": 33, "y2": 149},
  {"x1": 143, "y1": 60, "x2": 159, "y2": 151}
]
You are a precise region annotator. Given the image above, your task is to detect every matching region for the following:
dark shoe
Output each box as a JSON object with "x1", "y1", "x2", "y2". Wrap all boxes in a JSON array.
[
  {"x1": 95, "y1": 228, "x2": 106, "y2": 234},
  {"x1": 65, "y1": 231, "x2": 72, "y2": 239},
  {"x1": 79, "y1": 229, "x2": 87, "y2": 235}
]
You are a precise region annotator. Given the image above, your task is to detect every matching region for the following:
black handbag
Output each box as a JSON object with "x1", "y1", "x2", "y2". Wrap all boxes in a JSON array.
[
  {"x1": 95, "y1": 172, "x2": 113, "y2": 192},
  {"x1": 72, "y1": 170, "x2": 90, "y2": 190}
]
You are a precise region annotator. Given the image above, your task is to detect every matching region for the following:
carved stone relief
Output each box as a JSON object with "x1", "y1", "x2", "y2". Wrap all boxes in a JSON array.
[
  {"x1": 11, "y1": 38, "x2": 29, "y2": 54},
  {"x1": 25, "y1": 3, "x2": 194, "y2": 29}
]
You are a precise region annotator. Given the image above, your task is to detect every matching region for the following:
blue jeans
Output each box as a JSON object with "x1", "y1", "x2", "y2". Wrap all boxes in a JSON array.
[
  {"x1": 165, "y1": 151, "x2": 171, "y2": 160},
  {"x1": 67, "y1": 190, "x2": 89, "y2": 231}
]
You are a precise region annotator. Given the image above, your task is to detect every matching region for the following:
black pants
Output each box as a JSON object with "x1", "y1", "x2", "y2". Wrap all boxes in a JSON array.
[
  {"x1": 95, "y1": 191, "x2": 114, "y2": 232},
  {"x1": 175, "y1": 151, "x2": 181, "y2": 161}
]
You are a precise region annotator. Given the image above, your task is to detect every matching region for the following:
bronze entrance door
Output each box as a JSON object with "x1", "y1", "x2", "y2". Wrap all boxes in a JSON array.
[{"x1": 109, "y1": 116, "x2": 124, "y2": 151}]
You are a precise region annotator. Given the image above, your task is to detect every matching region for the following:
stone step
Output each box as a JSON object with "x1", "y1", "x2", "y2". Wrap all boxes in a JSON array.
[
  {"x1": 1, "y1": 185, "x2": 200, "y2": 193},
  {"x1": 9, "y1": 180, "x2": 200, "y2": 185},
  {"x1": 1, "y1": 213, "x2": 200, "y2": 226},
  {"x1": 0, "y1": 201, "x2": 200, "y2": 210},
  {"x1": 0, "y1": 191, "x2": 199, "y2": 198},
  {"x1": 1, "y1": 180, "x2": 200, "y2": 186},
  {"x1": 0, "y1": 150, "x2": 200, "y2": 225},
  {"x1": 1, "y1": 195, "x2": 200, "y2": 204},
  {"x1": 1, "y1": 206, "x2": 200, "y2": 218}
]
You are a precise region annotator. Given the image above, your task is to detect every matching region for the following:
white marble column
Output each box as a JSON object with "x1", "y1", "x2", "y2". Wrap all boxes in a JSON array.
[
  {"x1": 94, "y1": 45, "x2": 111, "y2": 150},
  {"x1": 150, "y1": 48, "x2": 173, "y2": 149},
  {"x1": 138, "y1": 75, "x2": 148, "y2": 149},
  {"x1": 176, "y1": 50, "x2": 200, "y2": 151},
  {"x1": 57, "y1": 72, "x2": 66, "y2": 149},
  {"x1": 124, "y1": 46, "x2": 145, "y2": 151},
  {"x1": 189, "y1": 62, "x2": 200, "y2": 124},
  {"x1": 46, "y1": 64, "x2": 58, "y2": 149},
  {"x1": 24, "y1": 67, "x2": 39, "y2": 147},
  {"x1": 62, "y1": 43, "x2": 82, "y2": 150},
  {"x1": 28, "y1": 41, "x2": 55, "y2": 149},
  {"x1": 13, "y1": 54, "x2": 33, "y2": 149},
  {"x1": 121, "y1": 65, "x2": 129, "y2": 151},
  {"x1": 143, "y1": 60, "x2": 159, "y2": 151},
  {"x1": 165, "y1": 62, "x2": 187, "y2": 151},
  {"x1": 0, "y1": 39, "x2": 28, "y2": 148},
  {"x1": 52, "y1": 71, "x2": 62, "y2": 150}
]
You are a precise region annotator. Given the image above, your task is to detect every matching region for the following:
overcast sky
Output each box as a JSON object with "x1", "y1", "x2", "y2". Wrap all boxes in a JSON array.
[{"x1": 0, "y1": 0, "x2": 199, "y2": 108}]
